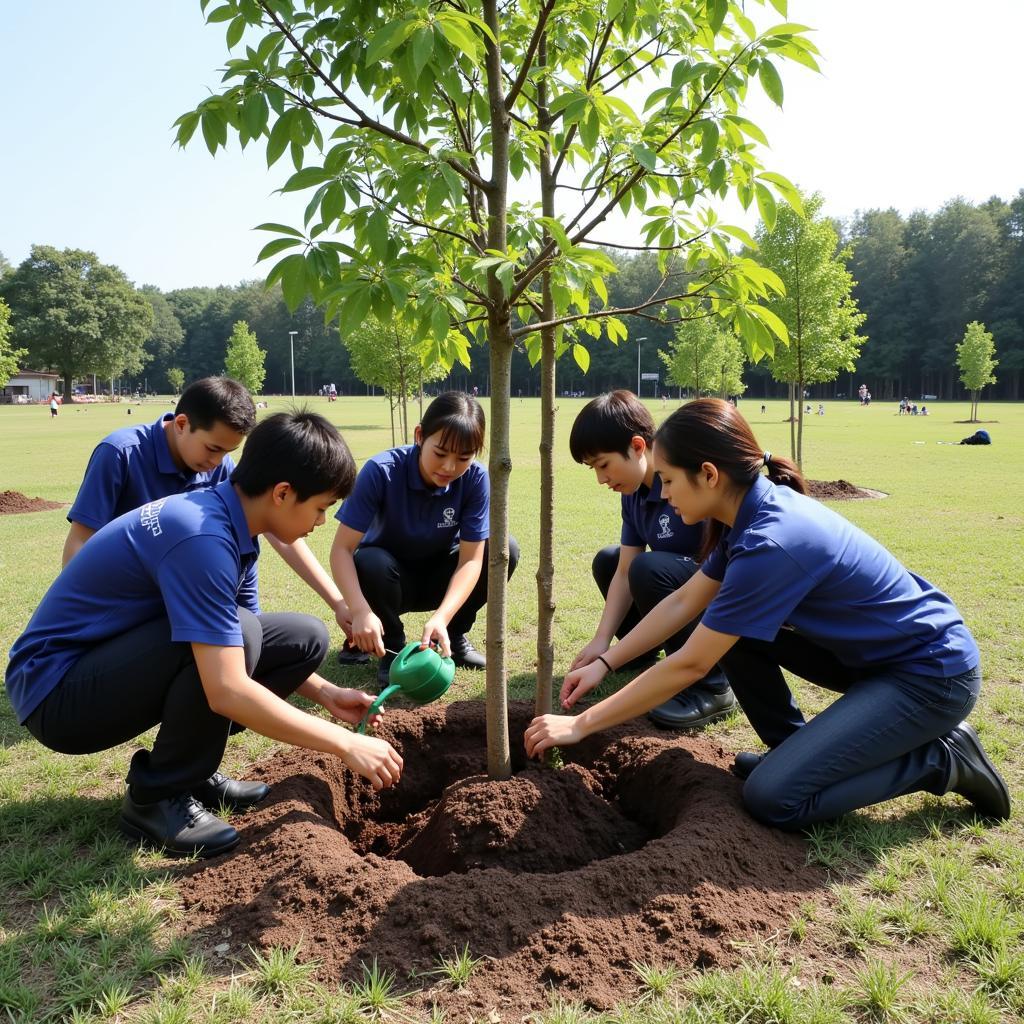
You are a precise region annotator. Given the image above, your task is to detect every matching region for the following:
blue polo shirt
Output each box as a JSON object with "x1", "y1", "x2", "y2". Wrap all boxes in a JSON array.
[
  {"x1": 620, "y1": 472, "x2": 704, "y2": 556},
  {"x1": 6, "y1": 481, "x2": 260, "y2": 724},
  {"x1": 68, "y1": 414, "x2": 236, "y2": 530},
  {"x1": 336, "y1": 445, "x2": 489, "y2": 560},
  {"x1": 700, "y1": 475, "x2": 978, "y2": 676}
]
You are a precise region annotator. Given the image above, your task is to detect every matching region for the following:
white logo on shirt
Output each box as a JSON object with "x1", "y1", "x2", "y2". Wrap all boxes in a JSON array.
[
  {"x1": 438, "y1": 507, "x2": 456, "y2": 528},
  {"x1": 140, "y1": 498, "x2": 168, "y2": 537},
  {"x1": 657, "y1": 513, "x2": 674, "y2": 539}
]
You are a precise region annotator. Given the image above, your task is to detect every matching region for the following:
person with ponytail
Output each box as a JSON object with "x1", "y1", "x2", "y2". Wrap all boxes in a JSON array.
[
  {"x1": 526, "y1": 398, "x2": 1009, "y2": 829},
  {"x1": 330, "y1": 392, "x2": 519, "y2": 686}
]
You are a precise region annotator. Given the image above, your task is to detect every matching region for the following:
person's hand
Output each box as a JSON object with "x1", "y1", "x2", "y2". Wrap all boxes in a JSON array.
[
  {"x1": 570, "y1": 637, "x2": 609, "y2": 672},
  {"x1": 318, "y1": 684, "x2": 381, "y2": 729},
  {"x1": 351, "y1": 610, "x2": 386, "y2": 657},
  {"x1": 420, "y1": 614, "x2": 450, "y2": 658},
  {"x1": 339, "y1": 732, "x2": 403, "y2": 791},
  {"x1": 334, "y1": 599, "x2": 354, "y2": 640},
  {"x1": 524, "y1": 714, "x2": 585, "y2": 759},
  {"x1": 559, "y1": 661, "x2": 608, "y2": 711}
]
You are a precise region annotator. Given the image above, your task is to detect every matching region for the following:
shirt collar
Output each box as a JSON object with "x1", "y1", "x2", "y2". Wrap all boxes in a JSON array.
[
  {"x1": 639, "y1": 473, "x2": 665, "y2": 505},
  {"x1": 212, "y1": 480, "x2": 258, "y2": 556},
  {"x1": 404, "y1": 444, "x2": 450, "y2": 495},
  {"x1": 730, "y1": 473, "x2": 773, "y2": 538},
  {"x1": 153, "y1": 413, "x2": 184, "y2": 476}
]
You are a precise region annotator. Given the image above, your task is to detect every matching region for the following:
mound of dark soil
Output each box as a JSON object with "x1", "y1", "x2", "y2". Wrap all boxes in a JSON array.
[
  {"x1": 178, "y1": 702, "x2": 826, "y2": 1016},
  {"x1": 0, "y1": 490, "x2": 65, "y2": 515},
  {"x1": 809, "y1": 479, "x2": 886, "y2": 500}
]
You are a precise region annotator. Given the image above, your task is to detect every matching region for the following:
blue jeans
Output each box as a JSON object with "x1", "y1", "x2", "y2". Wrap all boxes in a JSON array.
[{"x1": 720, "y1": 631, "x2": 980, "y2": 830}]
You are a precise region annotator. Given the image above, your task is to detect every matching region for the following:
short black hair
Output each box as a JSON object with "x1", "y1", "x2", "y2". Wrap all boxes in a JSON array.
[
  {"x1": 568, "y1": 390, "x2": 655, "y2": 463},
  {"x1": 231, "y1": 411, "x2": 357, "y2": 501},
  {"x1": 176, "y1": 377, "x2": 256, "y2": 434},
  {"x1": 420, "y1": 391, "x2": 486, "y2": 455}
]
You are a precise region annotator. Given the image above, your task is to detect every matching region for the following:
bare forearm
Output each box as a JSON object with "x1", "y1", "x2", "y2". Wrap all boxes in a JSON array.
[
  {"x1": 594, "y1": 569, "x2": 634, "y2": 644},
  {"x1": 62, "y1": 522, "x2": 96, "y2": 567},
  {"x1": 330, "y1": 543, "x2": 369, "y2": 613},
  {"x1": 436, "y1": 559, "x2": 483, "y2": 622}
]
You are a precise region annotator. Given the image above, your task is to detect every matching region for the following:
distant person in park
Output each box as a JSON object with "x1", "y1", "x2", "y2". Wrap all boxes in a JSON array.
[
  {"x1": 760, "y1": 404, "x2": 766, "y2": 415},
  {"x1": 526, "y1": 398, "x2": 1009, "y2": 829},
  {"x1": 331, "y1": 391, "x2": 519, "y2": 685},
  {"x1": 921, "y1": 405, "x2": 929, "y2": 416},
  {"x1": 817, "y1": 404, "x2": 825, "y2": 416},
  {"x1": 960, "y1": 429, "x2": 991, "y2": 445},
  {"x1": 6, "y1": 412, "x2": 403, "y2": 858},
  {"x1": 49, "y1": 392, "x2": 60, "y2": 418},
  {"x1": 62, "y1": 377, "x2": 355, "y2": 643},
  {"x1": 566, "y1": 391, "x2": 735, "y2": 730}
]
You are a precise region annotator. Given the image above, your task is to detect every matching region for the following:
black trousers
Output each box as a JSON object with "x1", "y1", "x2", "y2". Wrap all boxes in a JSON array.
[
  {"x1": 25, "y1": 610, "x2": 328, "y2": 802},
  {"x1": 592, "y1": 545, "x2": 729, "y2": 691},
  {"x1": 354, "y1": 537, "x2": 520, "y2": 650}
]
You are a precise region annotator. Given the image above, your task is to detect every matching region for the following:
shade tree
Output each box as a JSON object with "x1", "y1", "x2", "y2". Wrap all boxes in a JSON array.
[{"x1": 956, "y1": 321, "x2": 998, "y2": 423}]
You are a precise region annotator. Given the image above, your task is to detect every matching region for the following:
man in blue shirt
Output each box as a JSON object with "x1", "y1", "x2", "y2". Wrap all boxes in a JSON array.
[
  {"x1": 7, "y1": 412, "x2": 403, "y2": 858},
  {"x1": 568, "y1": 392, "x2": 735, "y2": 730},
  {"x1": 62, "y1": 376, "x2": 359, "y2": 643}
]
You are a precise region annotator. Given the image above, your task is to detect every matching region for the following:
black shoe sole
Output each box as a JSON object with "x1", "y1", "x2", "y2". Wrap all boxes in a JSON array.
[
  {"x1": 337, "y1": 649, "x2": 370, "y2": 665},
  {"x1": 647, "y1": 695, "x2": 737, "y2": 731},
  {"x1": 951, "y1": 724, "x2": 1012, "y2": 820},
  {"x1": 118, "y1": 819, "x2": 240, "y2": 858}
]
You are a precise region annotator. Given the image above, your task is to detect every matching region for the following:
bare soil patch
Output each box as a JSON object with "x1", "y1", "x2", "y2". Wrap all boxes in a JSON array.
[
  {"x1": 179, "y1": 702, "x2": 827, "y2": 1016},
  {"x1": 808, "y1": 479, "x2": 887, "y2": 501},
  {"x1": 0, "y1": 490, "x2": 65, "y2": 515}
]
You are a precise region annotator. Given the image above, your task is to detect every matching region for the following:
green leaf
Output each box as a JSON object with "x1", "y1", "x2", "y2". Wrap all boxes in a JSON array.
[
  {"x1": 242, "y1": 93, "x2": 267, "y2": 137},
  {"x1": 340, "y1": 288, "x2": 372, "y2": 335},
  {"x1": 174, "y1": 111, "x2": 200, "y2": 147},
  {"x1": 572, "y1": 343, "x2": 590, "y2": 373},
  {"x1": 708, "y1": 158, "x2": 727, "y2": 192},
  {"x1": 206, "y1": 4, "x2": 236, "y2": 24},
  {"x1": 540, "y1": 217, "x2": 572, "y2": 254},
  {"x1": 769, "y1": 0, "x2": 788, "y2": 14},
  {"x1": 494, "y1": 260, "x2": 515, "y2": 295},
  {"x1": 226, "y1": 14, "x2": 245, "y2": 48},
  {"x1": 257, "y1": 236, "x2": 303, "y2": 262},
  {"x1": 755, "y1": 182, "x2": 778, "y2": 231},
  {"x1": 200, "y1": 109, "x2": 226, "y2": 155},
  {"x1": 281, "y1": 166, "x2": 333, "y2": 193},
  {"x1": 254, "y1": 221, "x2": 305, "y2": 238},
  {"x1": 411, "y1": 25, "x2": 433, "y2": 76},
  {"x1": 430, "y1": 304, "x2": 450, "y2": 343},
  {"x1": 266, "y1": 113, "x2": 292, "y2": 167},
  {"x1": 579, "y1": 106, "x2": 600, "y2": 152},
  {"x1": 761, "y1": 22, "x2": 813, "y2": 37},
  {"x1": 699, "y1": 121, "x2": 720, "y2": 165},
  {"x1": 366, "y1": 209, "x2": 389, "y2": 261},
  {"x1": 758, "y1": 59, "x2": 784, "y2": 107},
  {"x1": 279, "y1": 254, "x2": 308, "y2": 311},
  {"x1": 746, "y1": 303, "x2": 790, "y2": 344},
  {"x1": 707, "y1": 0, "x2": 727, "y2": 33},
  {"x1": 365, "y1": 18, "x2": 417, "y2": 66},
  {"x1": 632, "y1": 144, "x2": 657, "y2": 171}
]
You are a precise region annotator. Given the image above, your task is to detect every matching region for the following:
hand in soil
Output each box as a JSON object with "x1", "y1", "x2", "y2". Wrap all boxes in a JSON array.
[
  {"x1": 524, "y1": 713, "x2": 585, "y2": 759},
  {"x1": 319, "y1": 684, "x2": 382, "y2": 729},
  {"x1": 340, "y1": 731, "x2": 403, "y2": 790},
  {"x1": 561, "y1": 661, "x2": 606, "y2": 709}
]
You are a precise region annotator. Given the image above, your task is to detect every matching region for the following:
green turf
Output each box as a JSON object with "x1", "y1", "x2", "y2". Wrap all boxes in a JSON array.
[{"x1": 0, "y1": 395, "x2": 1021, "y2": 1021}]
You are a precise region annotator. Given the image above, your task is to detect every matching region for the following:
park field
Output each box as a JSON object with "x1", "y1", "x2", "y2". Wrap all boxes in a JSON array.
[{"x1": 0, "y1": 395, "x2": 1022, "y2": 1022}]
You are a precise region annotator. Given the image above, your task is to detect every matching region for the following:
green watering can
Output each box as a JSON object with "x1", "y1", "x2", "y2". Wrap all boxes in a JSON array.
[{"x1": 357, "y1": 640, "x2": 456, "y2": 733}]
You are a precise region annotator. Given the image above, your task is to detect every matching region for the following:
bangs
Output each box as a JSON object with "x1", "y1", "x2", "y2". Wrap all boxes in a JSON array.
[{"x1": 436, "y1": 419, "x2": 484, "y2": 456}]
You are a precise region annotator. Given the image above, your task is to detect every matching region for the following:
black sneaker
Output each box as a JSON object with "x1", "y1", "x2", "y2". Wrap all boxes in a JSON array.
[
  {"x1": 337, "y1": 640, "x2": 370, "y2": 666},
  {"x1": 945, "y1": 722, "x2": 1011, "y2": 820},
  {"x1": 193, "y1": 772, "x2": 270, "y2": 813},
  {"x1": 450, "y1": 634, "x2": 485, "y2": 669},
  {"x1": 647, "y1": 685, "x2": 737, "y2": 730},
  {"x1": 119, "y1": 791, "x2": 239, "y2": 858},
  {"x1": 732, "y1": 751, "x2": 766, "y2": 780}
]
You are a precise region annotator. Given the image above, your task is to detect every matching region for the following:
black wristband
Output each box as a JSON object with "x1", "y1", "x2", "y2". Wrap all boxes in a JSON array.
[{"x1": 597, "y1": 654, "x2": 613, "y2": 674}]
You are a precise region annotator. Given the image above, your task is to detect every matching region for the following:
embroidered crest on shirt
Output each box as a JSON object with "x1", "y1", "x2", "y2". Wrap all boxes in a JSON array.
[
  {"x1": 657, "y1": 513, "x2": 674, "y2": 539},
  {"x1": 140, "y1": 498, "x2": 168, "y2": 537},
  {"x1": 438, "y1": 506, "x2": 456, "y2": 528}
]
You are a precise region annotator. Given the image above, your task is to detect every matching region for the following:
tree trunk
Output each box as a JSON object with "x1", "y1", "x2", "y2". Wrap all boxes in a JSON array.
[
  {"x1": 418, "y1": 364, "x2": 424, "y2": 422},
  {"x1": 534, "y1": 33, "x2": 556, "y2": 717},
  {"x1": 62, "y1": 372, "x2": 73, "y2": 400},
  {"x1": 482, "y1": 0, "x2": 511, "y2": 781},
  {"x1": 796, "y1": 380, "x2": 805, "y2": 470},
  {"x1": 388, "y1": 390, "x2": 396, "y2": 447},
  {"x1": 788, "y1": 382, "x2": 796, "y2": 458}
]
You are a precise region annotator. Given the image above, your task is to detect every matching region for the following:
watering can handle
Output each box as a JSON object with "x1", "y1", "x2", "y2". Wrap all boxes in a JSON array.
[{"x1": 357, "y1": 683, "x2": 402, "y2": 734}]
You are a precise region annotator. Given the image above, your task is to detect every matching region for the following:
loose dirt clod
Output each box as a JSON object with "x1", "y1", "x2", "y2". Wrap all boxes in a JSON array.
[
  {"x1": 809, "y1": 479, "x2": 886, "y2": 500},
  {"x1": 0, "y1": 490, "x2": 65, "y2": 515},
  {"x1": 179, "y1": 702, "x2": 826, "y2": 1015}
]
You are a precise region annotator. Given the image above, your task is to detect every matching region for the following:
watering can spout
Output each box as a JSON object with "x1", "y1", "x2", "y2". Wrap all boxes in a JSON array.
[{"x1": 357, "y1": 641, "x2": 456, "y2": 733}]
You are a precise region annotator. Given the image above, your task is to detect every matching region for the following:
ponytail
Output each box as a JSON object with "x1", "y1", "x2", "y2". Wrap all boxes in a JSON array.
[{"x1": 654, "y1": 399, "x2": 807, "y2": 560}]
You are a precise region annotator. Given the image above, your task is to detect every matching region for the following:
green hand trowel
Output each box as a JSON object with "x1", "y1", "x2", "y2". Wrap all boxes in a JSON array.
[{"x1": 357, "y1": 640, "x2": 456, "y2": 733}]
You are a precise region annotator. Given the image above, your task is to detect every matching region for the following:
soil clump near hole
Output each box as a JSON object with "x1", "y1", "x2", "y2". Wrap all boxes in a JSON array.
[
  {"x1": 809, "y1": 479, "x2": 887, "y2": 500},
  {"x1": 179, "y1": 702, "x2": 827, "y2": 1015},
  {"x1": 0, "y1": 490, "x2": 65, "y2": 515}
]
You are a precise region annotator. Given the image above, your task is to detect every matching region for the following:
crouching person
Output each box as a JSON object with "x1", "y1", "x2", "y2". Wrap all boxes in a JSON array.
[{"x1": 6, "y1": 412, "x2": 403, "y2": 859}]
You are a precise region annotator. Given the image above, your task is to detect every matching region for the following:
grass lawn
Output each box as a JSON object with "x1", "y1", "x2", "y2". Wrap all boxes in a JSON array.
[{"x1": 0, "y1": 394, "x2": 1021, "y2": 1022}]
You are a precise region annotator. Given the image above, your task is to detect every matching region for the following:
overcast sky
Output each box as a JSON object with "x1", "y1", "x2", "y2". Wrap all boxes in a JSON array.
[{"x1": 2, "y1": 1, "x2": 1021, "y2": 291}]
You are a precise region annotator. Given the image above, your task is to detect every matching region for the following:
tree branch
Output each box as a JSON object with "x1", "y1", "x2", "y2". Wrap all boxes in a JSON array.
[{"x1": 504, "y1": 0, "x2": 557, "y2": 111}]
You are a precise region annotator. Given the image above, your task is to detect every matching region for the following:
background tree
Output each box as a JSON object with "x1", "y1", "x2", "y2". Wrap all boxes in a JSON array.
[
  {"x1": 343, "y1": 315, "x2": 449, "y2": 445},
  {"x1": 224, "y1": 319, "x2": 267, "y2": 395},
  {"x1": 0, "y1": 246, "x2": 153, "y2": 399},
  {"x1": 660, "y1": 317, "x2": 723, "y2": 394},
  {"x1": 757, "y1": 192, "x2": 865, "y2": 466},
  {"x1": 0, "y1": 251, "x2": 11, "y2": 280},
  {"x1": 166, "y1": 367, "x2": 185, "y2": 394},
  {"x1": 957, "y1": 321, "x2": 998, "y2": 422},
  {"x1": 0, "y1": 299, "x2": 27, "y2": 387},
  {"x1": 140, "y1": 286, "x2": 185, "y2": 391},
  {"x1": 182, "y1": 0, "x2": 812, "y2": 777}
]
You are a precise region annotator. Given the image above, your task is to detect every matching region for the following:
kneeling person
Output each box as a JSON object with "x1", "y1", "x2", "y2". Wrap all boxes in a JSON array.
[
  {"x1": 6, "y1": 412, "x2": 403, "y2": 858},
  {"x1": 569, "y1": 391, "x2": 735, "y2": 729}
]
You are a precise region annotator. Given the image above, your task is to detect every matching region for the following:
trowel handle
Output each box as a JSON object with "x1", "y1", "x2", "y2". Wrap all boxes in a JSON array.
[{"x1": 357, "y1": 683, "x2": 402, "y2": 734}]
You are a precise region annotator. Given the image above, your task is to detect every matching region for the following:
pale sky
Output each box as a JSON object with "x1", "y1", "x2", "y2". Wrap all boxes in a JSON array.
[{"x1": 2, "y1": 1, "x2": 1021, "y2": 291}]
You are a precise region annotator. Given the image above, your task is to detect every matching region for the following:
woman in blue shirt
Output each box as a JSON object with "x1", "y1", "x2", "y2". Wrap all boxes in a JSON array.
[
  {"x1": 331, "y1": 392, "x2": 519, "y2": 685},
  {"x1": 526, "y1": 398, "x2": 1009, "y2": 829}
]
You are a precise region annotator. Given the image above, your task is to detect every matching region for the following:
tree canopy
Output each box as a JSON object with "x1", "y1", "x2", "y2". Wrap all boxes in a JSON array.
[
  {"x1": 957, "y1": 320, "x2": 998, "y2": 422},
  {"x1": 0, "y1": 246, "x2": 154, "y2": 398},
  {"x1": 0, "y1": 299, "x2": 27, "y2": 387},
  {"x1": 224, "y1": 319, "x2": 268, "y2": 394}
]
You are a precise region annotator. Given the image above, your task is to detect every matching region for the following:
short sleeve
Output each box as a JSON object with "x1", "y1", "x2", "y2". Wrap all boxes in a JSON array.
[
  {"x1": 335, "y1": 460, "x2": 387, "y2": 534},
  {"x1": 701, "y1": 541, "x2": 727, "y2": 581},
  {"x1": 68, "y1": 443, "x2": 128, "y2": 529},
  {"x1": 459, "y1": 466, "x2": 489, "y2": 541},
  {"x1": 700, "y1": 535, "x2": 817, "y2": 641},
  {"x1": 236, "y1": 554, "x2": 261, "y2": 615},
  {"x1": 619, "y1": 496, "x2": 645, "y2": 548},
  {"x1": 156, "y1": 536, "x2": 245, "y2": 646}
]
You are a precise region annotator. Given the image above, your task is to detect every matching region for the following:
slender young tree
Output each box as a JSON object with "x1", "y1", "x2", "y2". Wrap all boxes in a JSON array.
[
  {"x1": 756, "y1": 192, "x2": 865, "y2": 467},
  {"x1": 224, "y1": 319, "x2": 268, "y2": 394},
  {"x1": 957, "y1": 321, "x2": 998, "y2": 422},
  {"x1": 181, "y1": 0, "x2": 814, "y2": 777},
  {"x1": 166, "y1": 367, "x2": 186, "y2": 394},
  {"x1": 0, "y1": 299, "x2": 27, "y2": 387}
]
